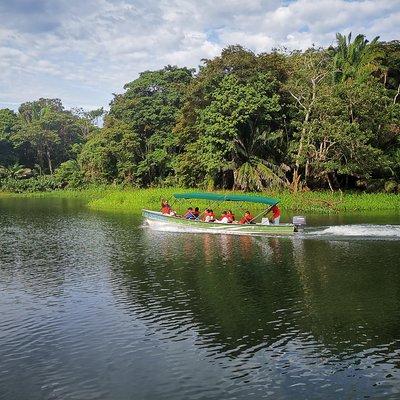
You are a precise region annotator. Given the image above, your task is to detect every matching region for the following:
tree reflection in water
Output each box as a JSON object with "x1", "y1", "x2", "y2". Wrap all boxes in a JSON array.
[{"x1": 111, "y1": 228, "x2": 400, "y2": 369}]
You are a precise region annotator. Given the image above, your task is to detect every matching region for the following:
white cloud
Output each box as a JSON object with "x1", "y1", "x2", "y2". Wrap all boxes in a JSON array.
[
  {"x1": 0, "y1": 0, "x2": 399, "y2": 110},
  {"x1": 218, "y1": 31, "x2": 276, "y2": 53}
]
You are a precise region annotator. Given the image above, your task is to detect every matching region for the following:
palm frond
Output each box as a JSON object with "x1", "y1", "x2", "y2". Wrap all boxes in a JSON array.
[{"x1": 233, "y1": 157, "x2": 287, "y2": 191}]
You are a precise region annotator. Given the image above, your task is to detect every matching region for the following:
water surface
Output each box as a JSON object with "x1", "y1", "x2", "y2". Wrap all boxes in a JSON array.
[{"x1": 1, "y1": 198, "x2": 399, "y2": 399}]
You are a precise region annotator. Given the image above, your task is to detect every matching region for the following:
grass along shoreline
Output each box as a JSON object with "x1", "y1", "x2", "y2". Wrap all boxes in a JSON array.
[
  {"x1": 87, "y1": 189, "x2": 399, "y2": 214},
  {"x1": 2, "y1": 188, "x2": 397, "y2": 214}
]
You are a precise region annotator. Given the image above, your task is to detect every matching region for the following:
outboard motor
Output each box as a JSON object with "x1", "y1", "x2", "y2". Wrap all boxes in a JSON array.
[{"x1": 293, "y1": 216, "x2": 306, "y2": 232}]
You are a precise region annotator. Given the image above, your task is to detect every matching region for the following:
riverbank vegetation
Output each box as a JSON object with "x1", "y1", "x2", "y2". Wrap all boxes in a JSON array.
[
  {"x1": 87, "y1": 189, "x2": 400, "y2": 214},
  {"x1": 2, "y1": 188, "x2": 398, "y2": 214},
  {"x1": 1, "y1": 33, "x2": 399, "y2": 194}
]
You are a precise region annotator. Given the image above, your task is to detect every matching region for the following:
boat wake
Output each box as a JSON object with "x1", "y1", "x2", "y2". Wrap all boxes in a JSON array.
[
  {"x1": 142, "y1": 221, "x2": 278, "y2": 236},
  {"x1": 143, "y1": 220, "x2": 400, "y2": 240},
  {"x1": 143, "y1": 222, "x2": 210, "y2": 234},
  {"x1": 306, "y1": 224, "x2": 400, "y2": 239}
]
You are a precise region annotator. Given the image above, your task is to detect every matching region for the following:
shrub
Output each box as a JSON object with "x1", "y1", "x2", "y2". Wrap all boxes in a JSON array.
[
  {"x1": 0, "y1": 175, "x2": 59, "y2": 193},
  {"x1": 0, "y1": 166, "x2": 7, "y2": 179},
  {"x1": 54, "y1": 160, "x2": 85, "y2": 188},
  {"x1": 384, "y1": 180, "x2": 398, "y2": 193}
]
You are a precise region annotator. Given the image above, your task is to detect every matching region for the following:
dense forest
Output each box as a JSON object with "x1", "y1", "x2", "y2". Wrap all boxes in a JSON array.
[{"x1": 1, "y1": 33, "x2": 399, "y2": 193}]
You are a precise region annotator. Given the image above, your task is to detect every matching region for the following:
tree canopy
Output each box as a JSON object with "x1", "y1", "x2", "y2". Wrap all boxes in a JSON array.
[{"x1": 1, "y1": 33, "x2": 399, "y2": 193}]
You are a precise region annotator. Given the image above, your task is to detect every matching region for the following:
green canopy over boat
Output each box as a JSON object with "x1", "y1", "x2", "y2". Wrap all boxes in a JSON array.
[{"x1": 173, "y1": 192, "x2": 279, "y2": 206}]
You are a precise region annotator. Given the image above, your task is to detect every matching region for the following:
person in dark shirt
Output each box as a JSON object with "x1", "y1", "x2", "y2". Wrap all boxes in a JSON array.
[
  {"x1": 193, "y1": 207, "x2": 200, "y2": 219},
  {"x1": 184, "y1": 207, "x2": 196, "y2": 219}
]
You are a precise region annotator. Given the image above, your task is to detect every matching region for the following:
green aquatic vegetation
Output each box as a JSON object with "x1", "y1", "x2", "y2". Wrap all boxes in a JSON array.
[
  {"x1": 87, "y1": 188, "x2": 191, "y2": 213},
  {"x1": 2, "y1": 187, "x2": 398, "y2": 214},
  {"x1": 86, "y1": 188, "x2": 399, "y2": 214},
  {"x1": 0, "y1": 186, "x2": 109, "y2": 200}
]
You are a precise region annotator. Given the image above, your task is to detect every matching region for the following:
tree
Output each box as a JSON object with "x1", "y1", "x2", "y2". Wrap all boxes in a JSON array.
[
  {"x1": 300, "y1": 82, "x2": 385, "y2": 190},
  {"x1": 285, "y1": 48, "x2": 331, "y2": 191},
  {"x1": 333, "y1": 33, "x2": 382, "y2": 84},
  {"x1": 0, "y1": 109, "x2": 18, "y2": 167},
  {"x1": 197, "y1": 73, "x2": 286, "y2": 189},
  {"x1": 12, "y1": 99, "x2": 87, "y2": 174},
  {"x1": 18, "y1": 98, "x2": 64, "y2": 123},
  {"x1": 174, "y1": 46, "x2": 289, "y2": 190},
  {"x1": 105, "y1": 65, "x2": 193, "y2": 185},
  {"x1": 378, "y1": 41, "x2": 400, "y2": 104},
  {"x1": 72, "y1": 107, "x2": 104, "y2": 138},
  {"x1": 79, "y1": 118, "x2": 141, "y2": 184}
]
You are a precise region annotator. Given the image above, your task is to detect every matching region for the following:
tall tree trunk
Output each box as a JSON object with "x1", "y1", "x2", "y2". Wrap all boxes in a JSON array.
[
  {"x1": 46, "y1": 148, "x2": 53, "y2": 175},
  {"x1": 292, "y1": 109, "x2": 310, "y2": 192},
  {"x1": 394, "y1": 83, "x2": 400, "y2": 105},
  {"x1": 290, "y1": 77, "x2": 318, "y2": 193},
  {"x1": 326, "y1": 173, "x2": 334, "y2": 192},
  {"x1": 37, "y1": 146, "x2": 45, "y2": 175},
  {"x1": 291, "y1": 170, "x2": 301, "y2": 193},
  {"x1": 332, "y1": 172, "x2": 340, "y2": 190}
]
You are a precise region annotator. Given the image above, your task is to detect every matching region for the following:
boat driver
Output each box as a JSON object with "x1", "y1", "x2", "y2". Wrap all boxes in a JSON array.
[{"x1": 269, "y1": 205, "x2": 281, "y2": 225}]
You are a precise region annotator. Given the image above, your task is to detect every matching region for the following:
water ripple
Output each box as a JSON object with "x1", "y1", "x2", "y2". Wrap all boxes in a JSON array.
[{"x1": 1, "y1": 200, "x2": 400, "y2": 399}]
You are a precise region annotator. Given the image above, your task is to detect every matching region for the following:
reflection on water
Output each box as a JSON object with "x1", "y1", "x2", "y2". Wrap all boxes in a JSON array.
[{"x1": 0, "y1": 198, "x2": 400, "y2": 400}]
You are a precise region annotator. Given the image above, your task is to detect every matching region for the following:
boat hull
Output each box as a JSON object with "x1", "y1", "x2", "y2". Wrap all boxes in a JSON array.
[{"x1": 142, "y1": 210, "x2": 295, "y2": 235}]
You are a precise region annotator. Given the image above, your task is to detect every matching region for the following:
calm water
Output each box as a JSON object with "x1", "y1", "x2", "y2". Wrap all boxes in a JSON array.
[{"x1": 1, "y1": 198, "x2": 400, "y2": 400}]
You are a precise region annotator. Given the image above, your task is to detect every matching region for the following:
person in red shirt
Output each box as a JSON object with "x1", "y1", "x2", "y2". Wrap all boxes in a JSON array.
[
  {"x1": 161, "y1": 199, "x2": 172, "y2": 215},
  {"x1": 269, "y1": 205, "x2": 281, "y2": 225},
  {"x1": 239, "y1": 211, "x2": 255, "y2": 224},
  {"x1": 226, "y1": 210, "x2": 235, "y2": 223}
]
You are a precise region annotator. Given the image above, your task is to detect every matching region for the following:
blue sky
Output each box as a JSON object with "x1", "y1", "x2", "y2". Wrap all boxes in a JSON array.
[{"x1": 1, "y1": 0, "x2": 399, "y2": 111}]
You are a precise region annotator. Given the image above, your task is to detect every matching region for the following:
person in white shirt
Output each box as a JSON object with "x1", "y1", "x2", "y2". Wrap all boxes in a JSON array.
[{"x1": 216, "y1": 211, "x2": 230, "y2": 223}]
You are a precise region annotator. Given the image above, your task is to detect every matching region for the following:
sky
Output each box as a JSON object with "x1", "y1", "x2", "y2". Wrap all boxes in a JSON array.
[{"x1": 0, "y1": 0, "x2": 399, "y2": 111}]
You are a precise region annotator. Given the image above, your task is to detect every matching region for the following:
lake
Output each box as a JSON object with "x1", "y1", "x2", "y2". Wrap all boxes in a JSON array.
[{"x1": 1, "y1": 197, "x2": 399, "y2": 400}]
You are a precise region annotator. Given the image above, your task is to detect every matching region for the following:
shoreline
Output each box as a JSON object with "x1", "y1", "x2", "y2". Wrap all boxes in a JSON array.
[{"x1": 1, "y1": 188, "x2": 399, "y2": 214}]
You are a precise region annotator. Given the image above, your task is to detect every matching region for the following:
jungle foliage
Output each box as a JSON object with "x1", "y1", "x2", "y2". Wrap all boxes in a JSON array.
[{"x1": 1, "y1": 33, "x2": 400, "y2": 192}]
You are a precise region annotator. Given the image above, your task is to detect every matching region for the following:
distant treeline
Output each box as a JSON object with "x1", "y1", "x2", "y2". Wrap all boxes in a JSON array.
[{"x1": 1, "y1": 33, "x2": 399, "y2": 193}]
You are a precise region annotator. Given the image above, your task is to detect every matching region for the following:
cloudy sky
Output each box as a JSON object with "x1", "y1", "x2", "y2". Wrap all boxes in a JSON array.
[{"x1": 1, "y1": 0, "x2": 399, "y2": 111}]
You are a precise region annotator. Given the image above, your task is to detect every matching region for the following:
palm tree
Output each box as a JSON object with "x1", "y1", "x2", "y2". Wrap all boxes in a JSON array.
[
  {"x1": 333, "y1": 33, "x2": 382, "y2": 83},
  {"x1": 233, "y1": 157, "x2": 286, "y2": 191},
  {"x1": 6, "y1": 163, "x2": 25, "y2": 179},
  {"x1": 231, "y1": 126, "x2": 288, "y2": 191}
]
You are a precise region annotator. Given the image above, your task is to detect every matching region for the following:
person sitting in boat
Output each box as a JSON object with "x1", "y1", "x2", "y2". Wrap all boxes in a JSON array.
[
  {"x1": 226, "y1": 210, "x2": 235, "y2": 223},
  {"x1": 209, "y1": 210, "x2": 216, "y2": 222},
  {"x1": 269, "y1": 205, "x2": 281, "y2": 225},
  {"x1": 193, "y1": 207, "x2": 200, "y2": 219},
  {"x1": 239, "y1": 211, "x2": 255, "y2": 224},
  {"x1": 216, "y1": 211, "x2": 230, "y2": 224},
  {"x1": 161, "y1": 199, "x2": 175, "y2": 216},
  {"x1": 204, "y1": 209, "x2": 216, "y2": 222},
  {"x1": 184, "y1": 207, "x2": 196, "y2": 219}
]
